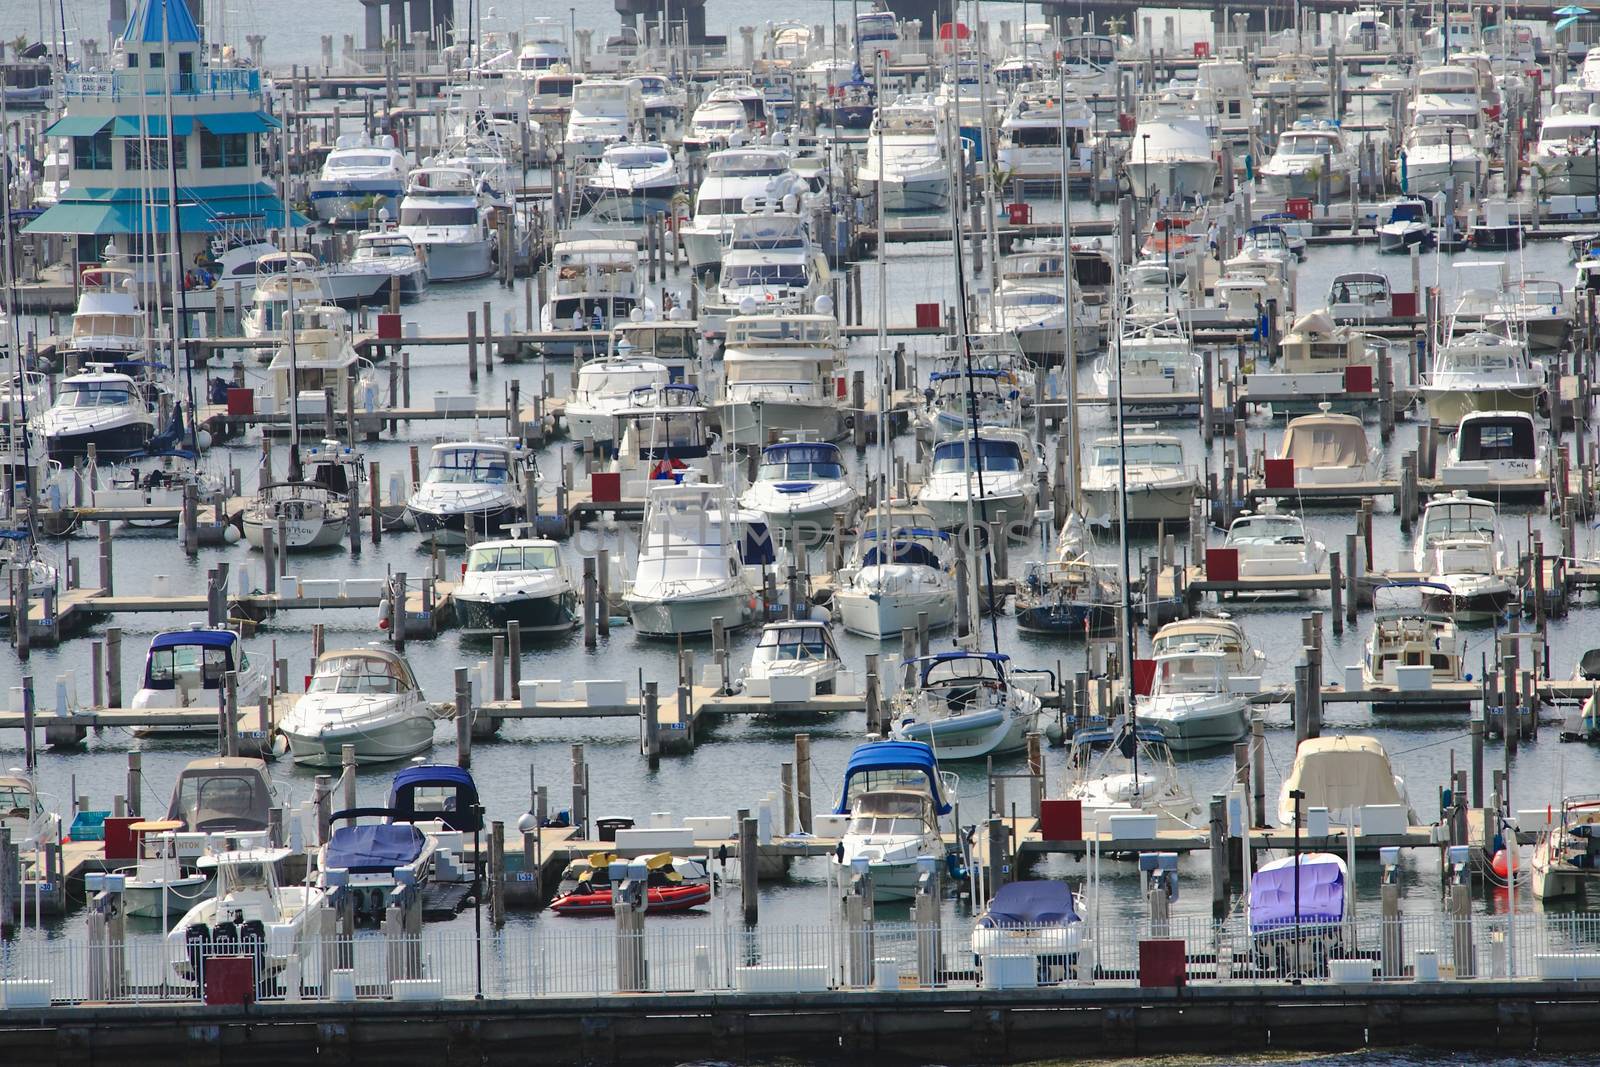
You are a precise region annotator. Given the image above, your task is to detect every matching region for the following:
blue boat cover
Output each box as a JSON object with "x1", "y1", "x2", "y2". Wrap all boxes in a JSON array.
[
  {"x1": 834, "y1": 741, "x2": 950, "y2": 815},
  {"x1": 324, "y1": 823, "x2": 425, "y2": 873},
  {"x1": 150, "y1": 628, "x2": 236, "y2": 651},
  {"x1": 1249, "y1": 856, "x2": 1345, "y2": 931},
  {"x1": 981, "y1": 881, "x2": 1079, "y2": 927},
  {"x1": 388, "y1": 765, "x2": 482, "y2": 832}
]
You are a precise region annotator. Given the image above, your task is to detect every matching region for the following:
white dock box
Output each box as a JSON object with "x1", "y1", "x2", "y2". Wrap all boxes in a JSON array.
[
  {"x1": 519, "y1": 679, "x2": 563, "y2": 706},
  {"x1": 737, "y1": 965, "x2": 830, "y2": 992},
  {"x1": 1107, "y1": 813, "x2": 1160, "y2": 840},
  {"x1": 982, "y1": 954, "x2": 1038, "y2": 990},
  {"x1": 574, "y1": 679, "x2": 626, "y2": 706},
  {"x1": 768, "y1": 675, "x2": 815, "y2": 703},
  {"x1": 1359, "y1": 804, "x2": 1409, "y2": 836},
  {"x1": 613, "y1": 827, "x2": 696, "y2": 852},
  {"x1": 1393, "y1": 664, "x2": 1434, "y2": 692}
]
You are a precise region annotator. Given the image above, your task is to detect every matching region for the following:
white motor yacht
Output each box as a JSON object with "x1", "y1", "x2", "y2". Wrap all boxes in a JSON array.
[
  {"x1": 167, "y1": 851, "x2": 329, "y2": 984},
  {"x1": 308, "y1": 133, "x2": 410, "y2": 224},
  {"x1": 130, "y1": 628, "x2": 267, "y2": 725},
  {"x1": 1441, "y1": 410, "x2": 1545, "y2": 485},
  {"x1": 1222, "y1": 507, "x2": 1329, "y2": 580},
  {"x1": 834, "y1": 503, "x2": 958, "y2": 639},
  {"x1": 405, "y1": 439, "x2": 529, "y2": 545},
  {"x1": 577, "y1": 142, "x2": 685, "y2": 233},
  {"x1": 566, "y1": 356, "x2": 671, "y2": 445},
  {"x1": 1124, "y1": 108, "x2": 1218, "y2": 202},
  {"x1": 738, "y1": 441, "x2": 860, "y2": 537},
  {"x1": 1081, "y1": 433, "x2": 1197, "y2": 527},
  {"x1": 562, "y1": 79, "x2": 643, "y2": 161},
  {"x1": 715, "y1": 310, "x2": 845, "y2": 445},
  {"x1": 278, "y1": 647, "x2": 433, "y2": 766},
  {"x1": 830, "y1": 740, "x2": 954, "y2": 900},
  {"x1": 452, "y1": 536, "x2": 577, "y2": 635},
  {"x1": 344, "y1": 227, "x2": 429, "y2": 301},
  {"x1": 1411, "y1": 492, "x2": 1514, "y2": 622},
  {"x1": 1259, "y1": 119, "x2": 1356, "y2": 199},
  {"x1": 1361, "y1": 611, "x2": 1466, "y2": 693},
  {"x1": 857, "y1": 97, "x2": 958, "y2": 212},
  {"x1": 701, "y1": 213, "x2": 830, "y2": 328},
  {"x1": 743, "y1": 618, "x2": 843, "y2": 694},
  {"x1": 63, "y1": 267, "x2": 145, "y2": 364},
  {"x1": 921, "y1": 368, "x2": 1023, "y2": 436},
  {"x1": 678, "y1": 146, "x2": 808, "y2": 275},
  {"x1": 1137, "y1": 648, "x2": 1250, "y2": 752},
  {"x1": 395, "y1": 166, "x2": 495, "y2": 282},
  {"x1": 1421, "y1": 330, "x2": 1540, "y2": 428},
  {"x1": 37, "y1": 368, "x2": 157, "y2": 463},
  {"x1": 1151, "y1": 616, "x2": 1264, "y2": 675},
  {"x1": 1275, "y1": 408, "x2": 1381, "y2": 487},
  {"x1": 915, "y1": 428, "x2": 1041, "y2": 534},
  {"x1": 995, "y1": 81, "x2": 1093, "y2": 183},
  {"x1": 625, "y1": 479, "x2": 764, "y2": 637},
  {"x1": 539, "y1": 238, "x2": 646, "y2": 356},
  {"x1": 890, "y1": 651, "x2": 1043, "y2": 760},
  {"x1": 1065, "y1": 720, "x2": 1202, "y2": 832}
]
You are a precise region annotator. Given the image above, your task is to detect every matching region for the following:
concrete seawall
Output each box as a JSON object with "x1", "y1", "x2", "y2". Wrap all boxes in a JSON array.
[{"x1": 5, "y1": 981, "x2": 1600, "y2": 1064}]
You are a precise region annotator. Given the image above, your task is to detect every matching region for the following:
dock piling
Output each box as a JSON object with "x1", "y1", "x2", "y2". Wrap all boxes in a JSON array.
[
  {"x1": 455, "y1": 667, "x2": 472, "y2": 768},
  {"x1": 795, "y1": 734, "x2": 813, "y2": 833},
  {"x1": 739, "y1": 814, "x2": 759, "y2": 924}
]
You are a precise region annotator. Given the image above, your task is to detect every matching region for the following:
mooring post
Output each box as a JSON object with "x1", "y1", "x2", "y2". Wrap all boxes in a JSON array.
[
  {"x1": 795, "y1": 733, "x2": 813, "y2": 833},
  {"x1": 739, "y1": 814, "x2": 759, "y2": 925},
  {"x1": 642, "y1": 681, "x2": 660, "y2": 769},
  {"x1": 455, "y1": 667, "x2": 473, "y2": 768}
]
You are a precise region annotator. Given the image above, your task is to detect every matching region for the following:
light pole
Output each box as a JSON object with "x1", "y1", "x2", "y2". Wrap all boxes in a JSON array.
[{"x1": 1290, "y1": 787, "x2": 1305, "y2": 983}]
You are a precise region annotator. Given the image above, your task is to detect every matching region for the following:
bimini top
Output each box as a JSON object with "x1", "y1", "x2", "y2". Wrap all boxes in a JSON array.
[
  {"x1": 980, "y1": 880, "x2": 1079, "y2": 928},
  {"x1": 388, "y1": 764, "x2": 482, "y2": 832},
  {"x1": 835, "y1": 740, "x2": 950, "y2": 815},
  {"x1": 150, "y1": 628, "x2": 239, "y2": 651}
]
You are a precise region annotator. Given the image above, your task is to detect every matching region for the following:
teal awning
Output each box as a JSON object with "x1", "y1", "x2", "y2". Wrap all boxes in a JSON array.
[
  {"x1": 25, "y1": 186, "x2": 305, "y2": 237},
  {"x1": 197, "y1": 112, "x2": 279, "y2": 134},
  {"x1": 110, "y1": 113, "x2": 194, "y2": 137},
  {"x1": 42, "y1": 114, "x2": 112, "y2": 137},
  {"x1": 20, "y1": 202, "x2": 126, "y2": 235}
]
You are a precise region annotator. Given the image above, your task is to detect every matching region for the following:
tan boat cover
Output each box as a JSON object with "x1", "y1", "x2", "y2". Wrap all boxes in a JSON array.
[
  {"x1": 1279, "y1": 414, "x2": 1369, "y2": 468},
  {"x1": 1278, "y1": 735, "x2": 1405, "y2": 822}
]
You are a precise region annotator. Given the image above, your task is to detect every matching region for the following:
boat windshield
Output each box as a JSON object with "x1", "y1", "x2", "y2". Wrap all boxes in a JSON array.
[
  {"x1": 1093, "y1": 441, "x2": 1182, "y2": 466},
  {"x1": 722, "y1": 263, "x2": 809, "y2": 287},
  {"x1": 399, "y1": 205, "x2": 478, "y2": 226},
  {"x1": 0, "y1": 785, "x2": 38, "y2": 816},
  {"x1": 759, "y1": 458, "x2": 843, "y2": 481},
  {"x1": 309, "y1": 654, "x2": 409, "y2": 694},
  {"x1": 605, "y1": 147, "x2": 669, "y2": 169},
  {"x1": 425, "y1": 448, "x2": 513, "y2": 484},
  {"x1": 1153, "y1": 655, "x2": 1227, "y2": 692},
  {"x1": 754, "y1": 626, "x2": 831, "y2": 661},
  {"x1": 1422, "y1": 503, "x2": 1496, "y2": 539},
  {"x1": 848, "y1": 792, "x2": 932, "y2": 834},
  {"x1": 328, "y1": 153, "x2": 395, "y2": 170},
  {"x1": 144, "y1": 643, "x2": 240, "y2": 689},
  {"x1": 1227, "y1": 515, "x2": 1305, "y2": 541},
  {"x1": 60, "y1": 382, "x2": 132, "y2": 407},
  {"x1": 998, "y1": 290, "x2": 1064, "y2": 308},
  {"x1": 217, "y1": 860, "x2": 273, "y2": 895},
  {"x1": 170, "y1": 775, "x2": 265, "y2": 830},
  {"x1": 468, "y1": 544, "x2": 560, "y2": 571},
  {"x1": 931, "y1": 439, "x2": 1024, "y2": 473}
]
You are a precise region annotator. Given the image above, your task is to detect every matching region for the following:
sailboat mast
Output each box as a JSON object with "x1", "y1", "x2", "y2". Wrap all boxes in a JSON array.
[
  {"x1": 160, "y1": 8, "x2": 198, "y2": 452},
  {"x1": 277, "y1": 106, "x2": 302, "y2": 464},
  {"x1": 1112, "y1": 206, "x2": 1135, "y2": 715},
  {"x1": 1058, "y1": 64, "x2": 1079, "y2": 511}
]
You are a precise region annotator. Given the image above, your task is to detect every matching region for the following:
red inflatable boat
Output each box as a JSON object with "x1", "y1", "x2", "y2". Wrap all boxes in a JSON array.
[{"x1": 551, "y1": 880, "x2": 712, "y2": 916}]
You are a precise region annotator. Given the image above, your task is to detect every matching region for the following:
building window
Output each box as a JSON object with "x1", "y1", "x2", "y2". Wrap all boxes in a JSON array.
[
  {"x1": 200, "y1": 130, "x2": 248, "y2": 168},
  {"x1": 127, "y1": 53, "x2": 139, "y2": 68},
  {"x1": 72, "y1": 131, "x2": 113, "y2": 170},
  {"x1": 149, "y1": 52, "x2": 166, "y2": 68},
  {"x1": 123, "y1": 137, "x2": 187, "y2": 170}
]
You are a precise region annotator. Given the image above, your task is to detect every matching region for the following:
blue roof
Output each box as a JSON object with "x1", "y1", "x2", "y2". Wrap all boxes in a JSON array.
[
  {"x1": 917, "y1": 650, "x2": 1012, "y2": 683},
  {"x1": 149, "y1": 628, "x2": 237, "y2": 651},
  {"x1": 390, "y1": 764, "x2": 475, "y2": 793},
  {"x1": 834, "y1": 741, "x2": 950, "y2": 815},
  {"x1": 124, "y1": 0, "x2": 202, "y2": 44}
]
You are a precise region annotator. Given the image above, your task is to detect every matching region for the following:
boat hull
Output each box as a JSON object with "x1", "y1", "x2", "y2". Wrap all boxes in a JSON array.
[
  {"x1": 124, "y1": 876, "x2": 212, "y2": 919},
  {"x1": 892, "y1": 706, "x2": 1036, "y2": 759},
  {"x1": 415, "y1": 240, "x2": 494, "y2": 283},
  {"x1": 242, "y1": 513, "x2": 348, "y2": 551},
  {"x1": 45, "y1": 420, "x2": 153, "y2": 464},
  {"x1": 715, "y1": 400, "x2": 845, "y2": 446},
  {"x1": 834, "y1": 587, "x2": 956, "y2": 639},
  {"x1": 408, "y1": 502, "x2": 524, "y2": 546},
  {"x1": 627, "y1": 590, "x2": 753, "y2": 637},
  {"x1": 282, "y1": 710, "x2": 437, "y2": 767},
  {"x1": 1421, "y1": 387, "x2": 1539, "y2": 430},
  {"x1": 454, "y1": 591, "x2": 578, "y2": 635}
]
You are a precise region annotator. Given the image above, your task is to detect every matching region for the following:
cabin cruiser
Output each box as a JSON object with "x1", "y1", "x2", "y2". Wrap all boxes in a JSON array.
[
  {"x1": 1441, "y1": 410, "x2": 1545, "y2": 484},
  {"x1": 1361, "y1": 611, "x2": 1466, "y2": 698},
  {"x1": 1152, "y1": 616, "x2": 1264, "y2": 675},
  {"x1": 343, "y1": 227, "x2": 429, "y2": 301},
  {"x1": 854, "y1": 10, "x2": 905, "y2": 62},
  {"x1": 395, "y1": 166, "x2": 495, "y2": 282},
  {"x1": 631, "y1": 73, "x2": 687, "y2": 140},
  {"x1": 1192, "y1": 58, "x2": 1256, "y2": 141},
  {"x1": 624, "y1": 478, "x2": 766, "y2": 637},
  {"x1": 1482, "y1": 278, "x2": 1572, "y2": 354},
  {"x1": 262, "y1": 305, "x2": 374, "y2": 424},
  {"x1": 1065, "y1": 720, "x2": 1202, "y2": 832},
  {"x1": 1223, "y1": 508, "x2": 1329, "y2": 581},
  {"x1": 539, "y1": 239, "x2": 645, "y2": 356},
  {"x1": 1275, "y1": 409, "x2": 1381, "y2": 489},
  {"x1": 37, "y1": 368, "x2": 159, "y2": 463},
  {"x1": 63, "y1": 267, "x2": 145, "y2": 364},
  {"x1": 677, "y1": 146, "x2": 808, "y2": 275},
  {"x1": 610, "y1": 314, "x2": 709, "y2": 388},
  {"x1": 606, "y1": 383, "x2": 717, "y2": 499},
  {"x1": 278, "y1": 647, "x2": 432, "y2": 766},
  {"x1": 834, "y1": 503, "x2": 959, "y2": 639},
  {"x1": 167, "y1": 850, "x2": 329, "y2": 985},
  {"x1": 915, "y1": 428, "x2": 1042, "y2": 534},
  {"x1": 701, "y1": 214, "x2": 830, "y2": 327},
  {"x1": 1396, "y1": 119, "x2": 1483, "y2": 199},
  {"x1": 240, "y1": 269, "x2": 328, "y2": 344},
  {"x1": 1412, "y1": 492, "x2": 1514, "y2": 622},
  {"x1": 995, "y1": 81, "x2": 1093, "y2": 184},
  {"x1": 130, "y1": 628, "x2": 267, "y2": 727},
  {"x1": 1346, "y1": 7, "x2": 1393, "y2": 47},
  {"x1": 1326, "y1": 273, "x2": 1393, "y2": 320},
  {"x1": 562, "y1": 79, "x2": 643, "y2": 161},
  {"x1": 738, "y1": 441, "x2": 859, "y2": 537},
  {"x1": 716, "y1": 311, "x2": 846, "y2": 445},
  {"x1": 921, "y1": 369, "x2": 1023, "y2": 436},
  {"x1": 453, "y1": 536, "x2": 577, "y2": 635},
  {"x1": 1249, "y1": 853, "x2": 1349, "y2": 977},
  {"x1": 972, "y1": 880, "x2": 1083, "y2": 981},
  {"x1": 682, "y1": 82, "x2": 768, "y2": 153},
  {"x1": 1247, "y1": 313, "x2": 1381, "y2": 414},
  {"x1": 1277, "y1": 734, "x2": 1418, "y2": 827},
  {"x1": 1124, "y1": 108, "x2": 1218, "y2": 203},
  {"x1": 565, "y1": 356, "x2": 671, "y2": 445},
  {"x1": 577, "y1": 142, "x2": 685, "y2": 233},
  {"x1": 1531, "y1": 796, "x2": 1600, "y2": 899},
  {"x1": 308, "y1": 133, "x2": 410, "y2": 224},
  {"x1": 1096, "y1": 315, "x2": 1199, "y2": 417},
  {"x1": 890, "y1": 652, "x2": 1044, "y2": 760},
  {"x1": 830, "y1": 741, "x2": 954, "y2": 900},
  {"x1": 857, "y1": 97, "x2": 958, "y2": 213},
  {"x1": 512, "y1": 19, "x2": 570, "y2": 72},
  {"x1": 1260, "y1": 119, "x2": 1356, "y2": 198},
  {"x1": 1081, "y1": 433, "x2": 1197, "y2": 527},
  {"x1": 1531, "y1": 111, "x2": 1600, "y2": 197},
  {"x1": 1137, "y1": 648, "x2": 1250, "y2": 751},
  {"x1": 990, "y1": 284, "x2": 1077, "y2": 362},
  {"x1": 1376, "y1": 197, "x2": 1435, "y2": 253},
  {"x1": 742, "y1": 619, "x2": 843, "y2": 695},
  {"x1": 404, "y1": 439, "x2": 529, "y2": 544},
  {"x1": 1421, "y1": 331, "x2": 1540, "y2": 428}
]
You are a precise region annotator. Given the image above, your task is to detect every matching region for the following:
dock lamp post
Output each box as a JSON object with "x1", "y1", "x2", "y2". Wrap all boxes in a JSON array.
[{"x1": 1290, "y1": 787, "x2": 1305, "y2": 983}]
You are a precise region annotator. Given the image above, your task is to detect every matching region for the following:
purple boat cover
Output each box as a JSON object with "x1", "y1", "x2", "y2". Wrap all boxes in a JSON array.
[
  {"x1": 1249, "y1": 856, "x2": 1345, "y2": 931},
  {"x1": 980, "y1": 880, "x2": 1079, "y2": 927}
]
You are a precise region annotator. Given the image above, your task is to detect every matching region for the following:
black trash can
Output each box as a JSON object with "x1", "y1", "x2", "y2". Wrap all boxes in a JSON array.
[{"x1": 596, "y1": 817, "x2": 635, "y2": 842}]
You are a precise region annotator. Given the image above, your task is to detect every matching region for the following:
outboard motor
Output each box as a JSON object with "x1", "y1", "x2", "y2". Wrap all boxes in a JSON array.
[{"x1": 185, "y1": 924, "x2": 210, "y2": 991}]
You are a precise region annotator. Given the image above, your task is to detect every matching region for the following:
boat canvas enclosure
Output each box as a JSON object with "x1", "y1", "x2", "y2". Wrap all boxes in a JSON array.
[
  {"x1": 165, "y1": 757, "x2": 272, "y2": 832},
  {"x1": 834, "y1": 741, "x2": 951, "y2": 814},
  {"x1": 1280, "y1": 414, "x2": 1371, "y2": 467},
  {"x1": 1249, "y1": 855, "x2": 1345, "y2": 931},
  {"x1": 1455, "y1": 413, "x2": 1535, "y2": 461},
  {"x1": 387, "y1": 765, "x2": 483, "y2": 832},
  {"x1": 1279, "y1": 736, "x2": 1407, "y2": 814}
]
